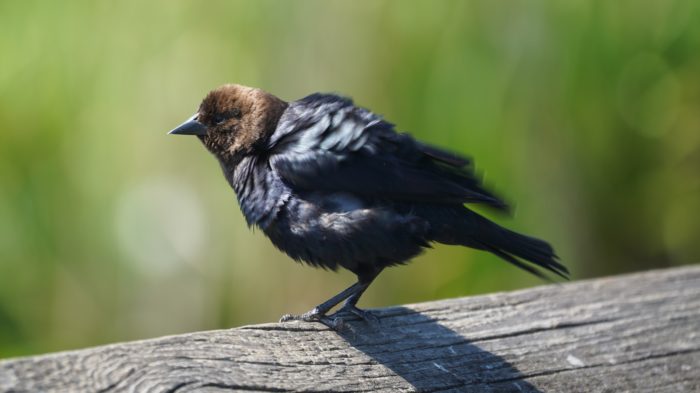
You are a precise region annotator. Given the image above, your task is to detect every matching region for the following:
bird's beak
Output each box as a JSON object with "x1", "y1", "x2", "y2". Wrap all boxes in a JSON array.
[{"x1": 168, "y1": 114, "x2": 207, "y2": 136}]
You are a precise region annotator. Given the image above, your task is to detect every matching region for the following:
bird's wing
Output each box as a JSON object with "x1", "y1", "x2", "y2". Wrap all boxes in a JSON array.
[{"x1": 267, "y1": 94, "x2": 508, "y2": 210}]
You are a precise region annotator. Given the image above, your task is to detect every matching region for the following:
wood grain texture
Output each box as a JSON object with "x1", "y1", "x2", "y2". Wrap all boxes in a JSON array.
[{"x1": 1, "y1": 266, "x2": 699, "y2": 393}]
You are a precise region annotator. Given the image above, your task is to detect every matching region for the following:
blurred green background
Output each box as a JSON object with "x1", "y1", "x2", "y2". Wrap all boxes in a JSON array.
[{"x1": 1, "y1": 0, "x2": 699, "y2": 358}]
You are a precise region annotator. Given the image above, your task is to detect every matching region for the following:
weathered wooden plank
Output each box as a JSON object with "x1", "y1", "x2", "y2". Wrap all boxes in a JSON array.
[{"x1": 1, "y1": 266, "x2": 699, "y2": 392}]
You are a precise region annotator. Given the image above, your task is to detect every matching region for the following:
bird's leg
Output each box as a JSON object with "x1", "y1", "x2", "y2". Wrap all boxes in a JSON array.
[
  {"x1": 332, "y1": 271, "x2": 381, "y2": 325},
  {"x1": 279, "y1": 281, "x2": 366, "y2": 325},
  {"x1": 332, "y1": 287, "x2": 378, "y2": 324}
]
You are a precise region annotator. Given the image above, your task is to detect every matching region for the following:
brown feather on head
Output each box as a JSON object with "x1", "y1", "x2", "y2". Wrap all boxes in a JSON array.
[{"x1": 197, "y1": 84, "x2": 288, "y2": 162}]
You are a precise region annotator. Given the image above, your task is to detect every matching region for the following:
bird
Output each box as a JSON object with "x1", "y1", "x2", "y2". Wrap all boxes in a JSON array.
[{"x1": 169, "y1": 84, "x2": 568, "y2": 328}]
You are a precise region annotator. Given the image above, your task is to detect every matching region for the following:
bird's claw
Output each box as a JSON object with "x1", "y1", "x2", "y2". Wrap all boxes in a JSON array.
[
  {"x1": 333, "y1": 304, "x2": 380, "y2": 326},
  {"x1": 320, "y1": 315, "x2": 345, "y2": 331},
  {"x1": 279, "y1": 309, "x2": 354, "y2": 332},
  {"x1": 279, "y1": 313, "x2": 297, "y2": 323},
  {"x1": 279, "y1": 307, "x2": 323, "y2": 323}
]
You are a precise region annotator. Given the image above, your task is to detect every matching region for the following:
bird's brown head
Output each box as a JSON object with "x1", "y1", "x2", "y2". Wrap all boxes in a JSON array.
[{"x1": 169, "y1": 84, "x2": 288, "y2": 164}]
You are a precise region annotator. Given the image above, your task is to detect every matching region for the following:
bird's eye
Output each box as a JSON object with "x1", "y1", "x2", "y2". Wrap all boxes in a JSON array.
[
  {"x1": 212, "y1": 114, "x2": 227, "y2": 125},
  {"x1": 211, "y1": 109, "x2": 241, "y2": 126}
]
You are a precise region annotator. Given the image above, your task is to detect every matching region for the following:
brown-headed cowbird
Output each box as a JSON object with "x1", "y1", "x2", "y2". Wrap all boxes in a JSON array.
[{"x1": 169, "y1": 84, "x2": 568, "y2": 327}]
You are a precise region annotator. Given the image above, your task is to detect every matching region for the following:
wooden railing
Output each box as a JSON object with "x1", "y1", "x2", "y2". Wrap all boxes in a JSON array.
[{"x1": 1, "y1": 266, "x2": 698, "y2": 392}]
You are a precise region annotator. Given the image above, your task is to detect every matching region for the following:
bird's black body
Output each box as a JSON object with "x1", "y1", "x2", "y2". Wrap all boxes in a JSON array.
[{"x1": 170, "y1": 84, "x2": 568, "y2": 327}]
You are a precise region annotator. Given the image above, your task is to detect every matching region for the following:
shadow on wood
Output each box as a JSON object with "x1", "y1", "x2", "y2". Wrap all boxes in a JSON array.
[{"x1": 336, "y1": 306, "x2": 540, "y2": 392}]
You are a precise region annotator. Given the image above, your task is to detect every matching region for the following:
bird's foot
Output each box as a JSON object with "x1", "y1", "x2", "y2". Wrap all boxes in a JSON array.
[
  {"x1": 279, "y1": 308, "x2": 346, "y2": 330},
  {"x1": 279, "y1": 307, "x2": 324, "y2": 323},
  {"x1": 333, "y1": 304, "x2": 380, "y2": 325}
]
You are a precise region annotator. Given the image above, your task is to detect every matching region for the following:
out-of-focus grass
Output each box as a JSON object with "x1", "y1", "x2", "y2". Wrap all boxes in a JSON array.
[{"x1": 1, "y1": 0, "x2": 699, "y2": 357}]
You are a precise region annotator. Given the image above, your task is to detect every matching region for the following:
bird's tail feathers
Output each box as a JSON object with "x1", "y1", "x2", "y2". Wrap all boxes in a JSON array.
[{"x1": 470, "y1": 214, "x2": 569, "y2": 280}]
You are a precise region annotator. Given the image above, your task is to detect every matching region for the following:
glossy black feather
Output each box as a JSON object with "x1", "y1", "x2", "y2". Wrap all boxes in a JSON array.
[{"x1": 268, "y1": 94, "x2": 509, "y2": 211}]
